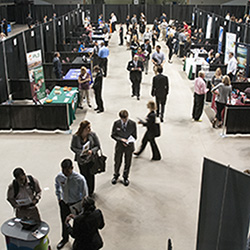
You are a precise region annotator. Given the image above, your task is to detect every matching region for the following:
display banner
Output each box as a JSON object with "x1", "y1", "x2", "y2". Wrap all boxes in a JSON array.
[
  {"x1": 224, "y1": 32, "x2": 236, "y2": 64},
  {"x1": 205, "y1": 16, "x2": 213, "y2": 39},
  {"x1": 218, "y1": 26, "x2": 224, "y2": 54},
  {"x1": 236, "y1": 44, "x2": 248, "y2": 69},
  {"x1": 26, "y1": 50, "x2": 46, "y2": 100}
]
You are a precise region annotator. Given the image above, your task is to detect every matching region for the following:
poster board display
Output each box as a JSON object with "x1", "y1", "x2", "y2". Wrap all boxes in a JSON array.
[
  {"x1": 236, "y1": 43, "x2": 250, "y2": 77},
  {"x1": 26, "y1": 50, "x2": 46, "y2": 100},
  {"x1": 224, "y1": 32, "x2": 236, "y2": 64},
  {"x1": 218, "y1": 26, "x2": 224, "y2": 54},
  {"x1": 205, "y1": 15, "x2": 213, "y2": 39}
]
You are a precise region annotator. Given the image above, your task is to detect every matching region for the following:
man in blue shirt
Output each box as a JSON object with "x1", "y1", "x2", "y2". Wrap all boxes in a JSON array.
[
  {"x1": 55, "y1": 159, "x2": 88, "y2": 249},
  {"x1": 98, "y1": 42, "x2": 109, "y2": 77}
]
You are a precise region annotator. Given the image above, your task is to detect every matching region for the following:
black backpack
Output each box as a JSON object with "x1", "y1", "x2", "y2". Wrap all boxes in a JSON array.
[{"x1": 13, "y1": 175, "x2": 35, "y2": 198}]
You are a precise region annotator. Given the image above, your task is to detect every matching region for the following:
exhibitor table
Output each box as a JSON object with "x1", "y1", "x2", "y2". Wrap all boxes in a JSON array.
[
  {"x1": 1, "y1": 218, "x2": 50, "y2": 250},
  {"x1": 45, "y1": 87, "x2": 78, "y2": 126}
]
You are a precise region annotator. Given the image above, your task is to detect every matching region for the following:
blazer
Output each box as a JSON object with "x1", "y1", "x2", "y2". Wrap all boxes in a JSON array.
[
  {"x1": 69, "y1": 209, "x2": 105, "y2": 250},
  {"x1": 141, "y1": 111, "x2": 158, "y2": 139},
  {"x1": 92, "y1": 71, "x2": 103, "y2": 92},
  {"x1": 111, "y1": 119, "x2": 137, "y2": 149},
  {"x1": 141, "y1": 43, "x2": 152, "y2": 59},
  {"x1": 71, "y1": 132, "x2": 100, "y2": 165},
  {"x1": 127, "y1": 60, "x2": 144, "y2": 82},
  {"x1": 151, "y1": 73, "x2": 169, "y2": 101}
]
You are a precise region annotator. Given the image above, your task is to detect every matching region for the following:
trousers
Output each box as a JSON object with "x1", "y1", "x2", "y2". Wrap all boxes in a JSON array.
[
  {"x1": 156, "y1": 98, "x2": 166, "y2": 119},
  {"x1": 114, "y1": 143, "x2": 134, "y2": 179},
  {"x1": 192, "y1": 93, "x2": 205, "y2": 121},
  {"x1": 79, "y1": 161, "x2": 95, "y2": 195},
  {"x1": 59, "y1": 200, "x2": 71, "y2": 241}
]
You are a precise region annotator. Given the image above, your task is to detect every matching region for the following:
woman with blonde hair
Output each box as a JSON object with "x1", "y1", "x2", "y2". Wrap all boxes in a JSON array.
[
  {"x1": 211, "y1": 67, "x2": 223, "y2": 88},
  {"x1": 78, "y1": 66, "x2": 91, "y2": 108},
  {"x1": 134, "y1": 100, "x2": 161, "y2": 161},
  {"x1": 211, "y1": 75, "x2": 232, "y2": 128}
]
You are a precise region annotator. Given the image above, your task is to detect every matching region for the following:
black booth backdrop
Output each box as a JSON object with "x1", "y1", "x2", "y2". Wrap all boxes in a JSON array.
[
  {"x1": 196, "y1": 158, "x2": 250, "y2": 250},
  {"x1": 0, "y1": 43, "x2": 8, "y2": 104}
]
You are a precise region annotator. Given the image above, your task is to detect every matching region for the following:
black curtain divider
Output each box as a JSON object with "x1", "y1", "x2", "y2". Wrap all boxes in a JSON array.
[
  {"x1": 12, "y1": 4, "x2": 29, "y2": 24},
  {"x1": 81, "y1": 4, "x2": 102, "y2": 22},
  {"x1": 197, "y1": 5, "x2": 222, "y2": 16},
  {"x1": 55, "y1": 5, "x2": 77, "y2": 17},
  {"x1": 5, "y1": 33, "x2": 28, "y2": 79},
  {"x1": 76, "y1": 9, "x2": 82, "y2": 26},
  {"x1": 105, "y1": 4, "x2": 128, "y2": 24},
  {"x1": 9, "y1": 80, "x2": 32, "y2": 100},
  {"x1": 11, "y1": 105, "x2": 36, "y2": 130},
  {"x1": 0, "y1": 42, "x2": 8, "y2": 103},
  {"x1": 6, "y1": 5, "x2": 16, "y2": 22},
  {"x1": 56, "y1": 17, "x2": 64, "y2": 45},
  {"x1": 172, "y1": 5, "x2": 193, "y2": 23},
  {"x1": 36, "y1": 104, "x2": 69, "y2": 130},
  {"x1": 196, "y1": 158, "x2": 250, "y2": 250},
  {"x1": 130, "y1": 4, "x2": 145, "y2": 22},
  {"x1": 0, "y1": 105, "x2": 11, "y2": 129},
  {"x1": 221, "y1": 5, "x2": 245, "y2": 19},
  {"x1": 24, "y1": 25, "x2": 42, "y2": 53},
  {"x1": 64, "y1": 14, "x2": 70, "y2": 38},
  {"x1": 32, "y1": 5, "x2": 53, "y2": 23},
  {"x1": 68, "y1": 11, "x2": 74, "y2": 34},
  {"x1": 42, "y1": 21, "x2": 54, "y2": 53},
  {"x1": 0, "y1": 5, "x2": 8, "y2": 20},
  {"x1": 146, "y1": 5, "x2": 170, "y2": 24}
]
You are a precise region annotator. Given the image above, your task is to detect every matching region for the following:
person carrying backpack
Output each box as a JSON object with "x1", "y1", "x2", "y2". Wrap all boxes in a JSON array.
[{"x1": 7, "y1": 167, "x2": 42, "y2": 221}]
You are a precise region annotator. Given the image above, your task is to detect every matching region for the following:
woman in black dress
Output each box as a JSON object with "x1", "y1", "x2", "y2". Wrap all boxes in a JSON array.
[{"x1": 134, "y1": 101, "x2": 161, "y2": 161}]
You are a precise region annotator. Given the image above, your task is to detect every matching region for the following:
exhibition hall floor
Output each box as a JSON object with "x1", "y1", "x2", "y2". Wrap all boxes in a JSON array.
[{"x1": 0, "y1": 30, "x2": 250, "y2": 250}]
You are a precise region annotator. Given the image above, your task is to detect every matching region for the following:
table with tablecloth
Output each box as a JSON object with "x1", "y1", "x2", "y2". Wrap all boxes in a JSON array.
[
  {"x1": 63, "y1": 69, "x2": 93, "y2": 84},
  {"x1": 184, "y1": 57, "x2": 209, "y2": 80},
  {"x1": 45, "y1": 87, "x2": 78, "y2": 126}
]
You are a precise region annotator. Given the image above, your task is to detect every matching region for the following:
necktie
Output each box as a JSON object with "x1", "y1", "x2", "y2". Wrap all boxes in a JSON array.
[{"x1": 122, "y1": 123, "x2": 126, "y2": 132}]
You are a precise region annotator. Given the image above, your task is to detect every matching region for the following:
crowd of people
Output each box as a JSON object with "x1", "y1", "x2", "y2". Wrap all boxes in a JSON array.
[{"x1": 4, "y1": 8, "x2": 250, "y2": 250}]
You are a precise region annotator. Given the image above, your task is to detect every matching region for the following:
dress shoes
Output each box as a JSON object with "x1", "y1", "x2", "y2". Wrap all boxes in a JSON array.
[
  {"x1": 151, "y1": 157, "x2": 161, "y2": 161},
  {"x1": 133, "y1": 152, "x2": 140, "y2": 156},
  {"x1": 57, "y1": 239, "x2": 68, "y2": 249},
  {"x1": 160, "y1": 117, "x2": 164, "y2": 123},
  {"x1": 97, "y1": 110, "x2": 104, "y2": 113},
  {"x1": 94, "y1": 108, "x2": 99, "y2": 111},
  {"x1": 137, "y1": 96, "x2": 140, "y2": 100},
  {"x1": 123, "y1": 178, "x2": 130, "y2": 186},
  {"x1": 131, "y1": 94, "x2": 135, "y2": 97},
  {"x1": 111, "y1": 177, "x2": 118, "y2": 185},
  {"x1": 88, "y1": 104, "x2": 92, "y2": 108}
]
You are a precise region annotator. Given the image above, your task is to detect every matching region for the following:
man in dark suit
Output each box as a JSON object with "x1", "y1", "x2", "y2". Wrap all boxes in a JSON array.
[
  {"x1": 119, "y1": 23, "x2": 124, "y2": 45},
  {"x1": 141, "y1": 39, "x2": 152, "y2": 75},
  {"x1": 127, "y1": 55, "x2": 144, "y2": 100},
  {"x1": 111, "y1": 110, "x2": 137, "y2": 186},
  {"x1": 151, "y1": 66, "x2": 169, "y2": 122},
  {"x1": 92, "y1": 65, "x2": 104, "y2": 113},
  {"x1": 53, "y1": 52, "x2": 62, "y2": 79}
]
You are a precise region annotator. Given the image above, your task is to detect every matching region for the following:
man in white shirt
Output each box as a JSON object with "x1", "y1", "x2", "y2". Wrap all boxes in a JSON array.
[
  {"x1": 111, "y1": 13, "x2": 117, "y2": 33},
  {"x1": 160, "y1": 19, "x2": 168, "y2": 41},
  {"x1": 227, "y1": 52, "x2": 238, "y2": 81},
  {"x1": 55, "y1": 159, "x2": 88, "y2": 249}
]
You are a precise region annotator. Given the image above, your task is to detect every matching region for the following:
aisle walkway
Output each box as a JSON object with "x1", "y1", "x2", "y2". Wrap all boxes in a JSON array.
[{"x1": 0, "y1": 28, "x2": 249, "y2": 250}]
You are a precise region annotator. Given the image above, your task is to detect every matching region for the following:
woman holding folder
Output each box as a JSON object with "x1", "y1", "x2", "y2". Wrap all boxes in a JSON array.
[
  {"x1": 134, "y1": 101, "x2": 161, "y2": 161},
  {"x1": 71, "y1": 120, "x2": 101, "y2": 196}
]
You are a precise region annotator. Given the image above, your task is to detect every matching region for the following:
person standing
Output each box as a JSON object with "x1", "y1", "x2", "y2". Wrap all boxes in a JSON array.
[
  {"x1": 98, "y1": 42, "x2": 109, "y2": 77},
  {"x1": 141, "y1": 39, "x2": 152, "y2": 75},
  {"x1": 70, "y1": 120, "x2": 101, "y2": 195},
  {"x1": 65, "y1": 197, "x2": 105, "y2": 250},
  {"x1": 53, "y1": 52, "x2": 62, "y2": 79},
  {"x1": 211, "y1": 75, "x2": 232, "y2": 128},
  {"x1": 7, "y1": 167, "x2": 42, "y2": 221},
  {"x1": 143, "y1": 27, "x2": 152, "y2": 43},
  {"x1": 131, "y1": 14, "x2": 137, "y2": 26},
  {"x1": 126, "y1": 15, "x2": 130, "y2": 31},
  {"x1": 26, "y1": 13, "x2": 33, "y2": 29},
  {"x1": 227, "y1": 52, "x2": 237, "y2": 81},
  {"x1": 127, "y1": 55, "x2": 144, "y2": 100},
  {"x1": 111, "y1": 110, "x2": 137, "y2": 186},
  {"x1": 119, "y1": 23, "x2": 124, "y2": 45},
  {"x1": 92, "y1": 65, "x2": 104, "y2": 113},
  {"x1": 152, "y1": 45, "x2": 166, "y2": 75},
  {"x1": 160, "y1": 19, "x2": 168, "y2": 41},
  {"x1": 166, "y1": 33, "x2": 174, "y2": 63},
  {"x1": 134, "y1": 101, "x2": 161, "y2": 161},
  {"x1": 2, "y1": 18, "x2": 8, "y2": 36},
  {"x1": 110, "y1": 13, "x2": 117, "y2": 33},
  {"x1": 192, "y1": 71, "x2": 208, "y2": 122},
  {"x1": 151, "y1": 66, "x2": 169, "y2": 122},
  {"x1": 78, "y1": 66, "x2": 92, "y2": 108},
  {"x1": 55, "y1": 159, "x2": 89, "y2": 249}
]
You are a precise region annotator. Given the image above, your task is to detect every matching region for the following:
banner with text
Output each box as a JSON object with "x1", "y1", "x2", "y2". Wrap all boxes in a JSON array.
[
  {"x1": 26, "y1": 50, "x2": 46, "y2": 100},
  {"x1": 218, "y1": 26, "x2": 224, "y2": 54}
]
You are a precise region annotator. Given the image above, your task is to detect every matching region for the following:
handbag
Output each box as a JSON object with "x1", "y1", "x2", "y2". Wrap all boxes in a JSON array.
[
  {"x1": 154, "y1": 117, "x2": 161, "y2": 138},
  {"x1": 90, "y1": 149, "x2": 107, "y2": 175}
]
